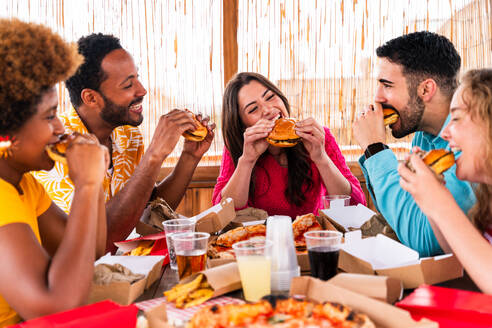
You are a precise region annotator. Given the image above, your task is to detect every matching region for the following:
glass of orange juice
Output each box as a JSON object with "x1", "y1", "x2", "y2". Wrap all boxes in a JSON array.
[{"x1": 232, "y1": 239, "x2": 273, "y2": 302}]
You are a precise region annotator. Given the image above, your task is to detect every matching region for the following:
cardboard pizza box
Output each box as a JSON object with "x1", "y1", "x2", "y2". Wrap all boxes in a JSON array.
[
  {"x1": 290, "y1": 276, "x2": 438, "y2": 327},
  {"x1": 328, "y1": 273, "x2": 403, "y2": 304},
  {"x1": 89, "y1": 255, "x2": 164, "y2": 305},
  {"x1": 339, "y1": 231, "x2": 463, "y2": 289}
]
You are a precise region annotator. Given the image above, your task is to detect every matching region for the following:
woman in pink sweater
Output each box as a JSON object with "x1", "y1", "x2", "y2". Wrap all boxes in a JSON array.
[{"x1": 212, "y1": 72, "x2": 365, "y2": 218}]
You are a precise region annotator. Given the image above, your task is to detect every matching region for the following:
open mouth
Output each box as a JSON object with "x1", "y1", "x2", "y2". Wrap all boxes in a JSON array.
[{"x1": 129, "y1": 102, "x2": 143, "y2": 114}]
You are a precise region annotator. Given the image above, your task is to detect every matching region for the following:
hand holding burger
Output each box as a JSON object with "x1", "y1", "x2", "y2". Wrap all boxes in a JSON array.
[
  {"x1": 406, "y1": 148, "x2": 455, "y2": 175},
  {"x1": 182, "y1": 110, "x2": 208, "y2": 142},
  {"x1": 266, "y1": 117, "x2": 301, "y2": 147}
]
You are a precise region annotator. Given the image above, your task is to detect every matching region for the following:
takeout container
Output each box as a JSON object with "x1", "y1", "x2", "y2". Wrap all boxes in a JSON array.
[
  {"x1": 328, "y1": 273, "x2": 403, "y2": 304},
  {"x1": 137, "y1": 198, "x2": 236, "y2": 236},
  {"x1": 114, "y1": 232, "x2": 169, "y2": 260},
  {"x1": 338, "y1": 231, "x2": 463, "y2": 289},
  {"x1": 176, "y1": 262, "x2": 242, "y2": 297},
  {"x1": 89, "y1": 255, "x2": 165, "y2": 305},
  {"x1": 290, "y1": 276, "x2": 437, "y2": 327}
]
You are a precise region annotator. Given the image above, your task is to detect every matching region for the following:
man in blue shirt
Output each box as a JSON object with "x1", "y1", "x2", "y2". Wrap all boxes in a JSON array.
[{"x1": 352, "y1": 31, "x2": 476, "y2": 257}]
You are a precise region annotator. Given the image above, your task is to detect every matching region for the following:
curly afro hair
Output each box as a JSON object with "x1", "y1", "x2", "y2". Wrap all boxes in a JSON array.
[
  {"x1": 0, "y1": 18, "x2": 82, "y2": 134},
  {"x1": 65, "y1": 33, "x2": 122, "y2": 108},
  {"x1": 376, "y1": 31, "x2": 461, "y2": 98}
]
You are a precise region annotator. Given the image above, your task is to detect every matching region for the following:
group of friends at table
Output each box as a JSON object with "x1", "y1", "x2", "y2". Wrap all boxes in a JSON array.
[{"x1": 0, "y1": 17, "x2": 490, "y2": 327}]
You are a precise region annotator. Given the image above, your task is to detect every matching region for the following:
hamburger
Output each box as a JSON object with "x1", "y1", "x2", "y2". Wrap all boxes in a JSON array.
[
  {"x1": 46, "y1": 134, "x2": 70, "y2": 165},
  {"x1": 266, "y1": 117, "x2": 301, "y2": 147},
  {"x1": 383, "y1": 108, "x2": 399, "y2": 126},
  {"x1": 407, "y1": 149, "x2": 455, "y2": 175},
  {"x1": 182, "y1": 110, "x2": 208, "y2": 142}
]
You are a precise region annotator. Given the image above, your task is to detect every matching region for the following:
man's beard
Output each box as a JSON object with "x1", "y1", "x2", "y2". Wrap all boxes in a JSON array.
[
  {"x1": 388, "y1": 91, "x2": 425, "y2": 139},
  {"x1": 99, "y1": 92, "x2": 143, "y2": 127}
]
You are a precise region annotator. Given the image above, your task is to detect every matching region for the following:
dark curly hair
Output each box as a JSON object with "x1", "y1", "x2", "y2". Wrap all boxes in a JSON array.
[
  {"x1": 376, "y1": 31, "x2": 461, "y2": 98},
  {"x1": 65, "y1": 33, "x2": 122, "y2": 108},
  {"x1": 222, "y1": 72, "x2": 313, "y2": 207},
  {"x1": 0, "y1": 18, "x2": 82, "y2": 134}
]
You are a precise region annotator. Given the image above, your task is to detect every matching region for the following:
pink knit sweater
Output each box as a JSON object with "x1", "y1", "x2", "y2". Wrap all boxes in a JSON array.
[{"x1": 212, "y1": 127, "x2": 366, "y2": 218}]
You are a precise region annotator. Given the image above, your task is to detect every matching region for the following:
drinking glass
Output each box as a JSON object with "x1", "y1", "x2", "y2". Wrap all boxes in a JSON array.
[
  {"x1": 172, "y1": 232, "x2": 210, "y2": 280},
  {"x1": 305, "y1": 230, "x2": 343, "y2": 280},
  {"x1": 323, "y1": 195, "x2": 350, "y2": 209},
  {"x1": 232, "y1": 239, "x2": 273, "y2": 302},
  {"x1": 162, "y1": 219, "x2": 195, "y2": 270}
]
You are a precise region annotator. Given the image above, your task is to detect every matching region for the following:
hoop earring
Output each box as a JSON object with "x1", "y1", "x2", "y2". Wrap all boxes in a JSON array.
[{"x1": 0, "y1": 135, "x2": 16, "y2": 158}]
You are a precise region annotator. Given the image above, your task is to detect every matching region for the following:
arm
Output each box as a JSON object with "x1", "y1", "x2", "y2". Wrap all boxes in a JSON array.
[
  {"x1": 219, "y1": 118, "x2": 275, "y2": 209},
  {"x1": 399, "y1": 155, "x2": 492, "y2": 293},
  {"x1": 0, "y1": 139, "x2": 106, "y2": 319},
  {"x1": 153, "y1": 117, "x2": 215, "y2": 209},
  {"x1": 104, "y1": 109, "x2": 198, "y2": 251}
]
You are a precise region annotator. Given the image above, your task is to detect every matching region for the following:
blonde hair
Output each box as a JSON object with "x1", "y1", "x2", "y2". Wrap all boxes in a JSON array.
[
  {"x1": 460, "y1": 68, "x2": 492, "y2": 232},
  {"x1": 0, "y1": 18, "x2": 82, "y2": 134}
]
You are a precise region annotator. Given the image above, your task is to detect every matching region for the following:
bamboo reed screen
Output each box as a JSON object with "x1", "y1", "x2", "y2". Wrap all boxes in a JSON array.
[{"x1": 2, "y1": 0, "x2": 491, "y2": 165}]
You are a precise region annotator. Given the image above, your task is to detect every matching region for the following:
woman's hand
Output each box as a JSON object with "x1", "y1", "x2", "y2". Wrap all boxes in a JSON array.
[
  {"x1": 66, "y1": 133, "x2": 109, "y2": 188},
  {"x1": 398, "y1": 150, "x2": 455, "y2": 219},
  {"x1": 241, "y1": 118, "x2": 275, "y2": 163},
  {"x1": 295, "y1": 117, "x2": 326, "y2": 163}
]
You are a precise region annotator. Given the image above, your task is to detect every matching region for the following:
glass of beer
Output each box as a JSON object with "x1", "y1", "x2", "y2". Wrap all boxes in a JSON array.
[
  {"x1": 162, "y1": 219, "x2": 195, "y2": 270},
  {"x1": 172, "y1": 232, "x2": 209, "y2": 280},
  {"x1": 305, "y1": 230, "x2": 343, "y2": 280},
  {"x1": 232, "y1": 239, "x2": 273, "y2": 302}
]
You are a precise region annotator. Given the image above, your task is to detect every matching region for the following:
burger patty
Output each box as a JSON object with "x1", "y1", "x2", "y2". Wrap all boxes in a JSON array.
[{"x1": 267, "y1": 138, "x2": 300, "y2": 144}]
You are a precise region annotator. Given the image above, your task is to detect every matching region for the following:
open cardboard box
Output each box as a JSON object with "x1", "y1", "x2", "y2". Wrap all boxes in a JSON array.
[
  {"x1": 339, "y1": 231, "x2": 463, "y2": 289},
  {"x1": 137, "y1": 198, "x2": 236, "y2": 236},
  {"x1": 319, "y1": 203, "x2": 376, "y2": 232},
  {"x1": 290, "y1": 276, "x2": 437, "y2": 327},
  {"x1": 89, "y1": 255, "x2": 164, "y2": 305}
]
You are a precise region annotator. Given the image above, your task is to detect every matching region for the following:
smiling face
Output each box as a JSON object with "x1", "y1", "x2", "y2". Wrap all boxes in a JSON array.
[
  {"x1": 9, "y1": 88, "x2": 65, "y2": 172},
  {"x1": 237, "y1": 80, "x2": 289, "y2": 128},
  {"x1": 98, "y1": 49, "x2": 147, "y2": 127},
  {"x1": 442, "y1": 85, "x2": 489, "y2": 184},
  {"x1": 375, "y1": 58, "x2": 425, "y2": 138}
]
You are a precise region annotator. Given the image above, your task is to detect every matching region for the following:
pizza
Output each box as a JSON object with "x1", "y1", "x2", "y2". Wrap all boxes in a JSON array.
[
  {"x1": 186, "y1": 297, "x2": 375, "y2": 328},
  {"x1": 292, "y1": 213, "x2": 322, "y2": 251}
]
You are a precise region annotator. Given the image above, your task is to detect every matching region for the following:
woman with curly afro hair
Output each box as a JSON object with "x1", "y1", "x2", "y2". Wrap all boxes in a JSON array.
[{"x1": 0, "y1": 19, "x2": 109, "y2": 325}]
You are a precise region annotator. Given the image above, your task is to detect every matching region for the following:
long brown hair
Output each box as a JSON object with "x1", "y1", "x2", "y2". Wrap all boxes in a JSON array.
[
  {"x1": 460, "y1": 69, "x2": 492, "y2": 232},
  {"x1": 222, "y1": 72, "x2": 313, "y2": 206}
]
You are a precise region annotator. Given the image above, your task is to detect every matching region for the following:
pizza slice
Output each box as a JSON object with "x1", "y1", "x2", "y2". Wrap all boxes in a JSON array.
[
  {"x1": 292, "y1": 213, "x2": 322, "y2": 250},
  {"x1": 312, "y1": 302, "x2": 375, "y2": 328}
]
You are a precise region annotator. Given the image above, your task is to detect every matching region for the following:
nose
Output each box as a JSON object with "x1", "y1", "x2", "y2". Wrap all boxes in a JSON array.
[
  {"x1": 135, "y1": 79, "x2": 147, "y2": 98},
  {"x1": 53, "y1": 116, "x2": 65, "y2": 136},
  {"x1": 260, "y1": 103, "x2": 277, "y2": 119},
  {"x1": 374, "y1": 84, "x2": 386, "y2": 103},
  {"x1": 441, "y1": 124, "x2": 451, "y2": 141}
]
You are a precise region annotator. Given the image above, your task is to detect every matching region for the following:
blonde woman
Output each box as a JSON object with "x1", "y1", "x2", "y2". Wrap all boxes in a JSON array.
[{"x1": 399, "y1": 68, "x2": 492, "y2": 293}]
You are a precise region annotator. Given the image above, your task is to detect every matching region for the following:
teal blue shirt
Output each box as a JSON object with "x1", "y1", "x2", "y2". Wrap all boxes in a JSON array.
[{"x1": 358, "y1": 115, "x2": 476, "y2": 257}]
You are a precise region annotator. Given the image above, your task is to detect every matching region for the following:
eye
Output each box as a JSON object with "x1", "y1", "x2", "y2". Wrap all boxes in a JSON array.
[
  {"x1": 248, "y1": 106, "x2": 258, "y2": 114},
  {"x1": 266, "y1": 93, "x2": 275, "y2": 101},
  {"x1": 383, "y1": 83, "x2": 392, "y2": 89},
  {"x1": 123, "y1": 83, "x2": 132, "y2": 89}
]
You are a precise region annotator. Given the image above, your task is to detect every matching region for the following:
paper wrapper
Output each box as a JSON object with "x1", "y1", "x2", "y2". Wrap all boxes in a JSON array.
[
  {"x1": 178, "y1": 262, "x2": 242, "y2": 298},
  {"x1": 93, "y1": 263, "x2": 145, "y2": 285},
  {"x1": 137, "y1": 198, "x2": 182, "y2": 235}
]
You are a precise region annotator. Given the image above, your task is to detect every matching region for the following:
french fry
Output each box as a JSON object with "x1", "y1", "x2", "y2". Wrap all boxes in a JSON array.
[
  {"x1": 164, "y1": 274, "x2": 203, "y2": 302},
  {"x1": 128, "y1": 240, "x2": 154, "y2": 256},
  {"x1": 183, "y1": 289, "x2": 214, "y2": 308}
]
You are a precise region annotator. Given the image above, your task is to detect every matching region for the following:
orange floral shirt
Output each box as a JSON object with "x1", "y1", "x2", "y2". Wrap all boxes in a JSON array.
[{"x1": 33, "y1": 108, "x2": 144, "y2": 213}]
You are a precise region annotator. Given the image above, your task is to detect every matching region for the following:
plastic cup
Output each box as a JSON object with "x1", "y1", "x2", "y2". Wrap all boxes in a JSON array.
[
  {"x1": 232, "y1": 239, "x2": 273, "y2": 302},
  {"x1": 162, "y1": 219, "x2": 195, "y2": 270},
  {"x1": 304, "y1": 230, "x2": 343, "y2": 280},
  {"x1": 323, "y1": 195, "x2": 350, "y2": 209},
  {"x1": 266, "y1": 216, "x2": 300, "y2": 294},
  {"x1": 172, "y1": 232, "x2": 210, "y2": 280}
]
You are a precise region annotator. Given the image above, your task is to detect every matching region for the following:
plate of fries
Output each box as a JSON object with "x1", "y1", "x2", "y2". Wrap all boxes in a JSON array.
[{"x1": 164, "y1": 274, "x2": 214, "y2": 309}]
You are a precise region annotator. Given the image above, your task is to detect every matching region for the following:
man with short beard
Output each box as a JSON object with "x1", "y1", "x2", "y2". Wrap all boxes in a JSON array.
[
  {"x1": 353, "y1": 31, "x2": 476, "y2": 257},
  {"x1": 34, "y1": 33, "x2": 215, "y2": 252}
]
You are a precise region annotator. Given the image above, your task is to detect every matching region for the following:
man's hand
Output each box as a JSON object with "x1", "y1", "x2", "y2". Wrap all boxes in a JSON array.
[
  {"x1": 352, "y1": 103, "x2": 386, "y2": 151},
  {"x1": 146, "y1": 109, "x2": 196, "y2": 161},
  {"x1": 182, "y1": 113, "x2": 216, "y2": 160}
]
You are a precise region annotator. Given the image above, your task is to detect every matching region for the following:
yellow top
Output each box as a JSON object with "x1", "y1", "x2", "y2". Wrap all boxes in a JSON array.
[
  {"x1": 0, "y1": 173, "x2": 52, "y2": 327},
  {"x1": 33, "y1": 107, "x2": 144, "y2": 213}
]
